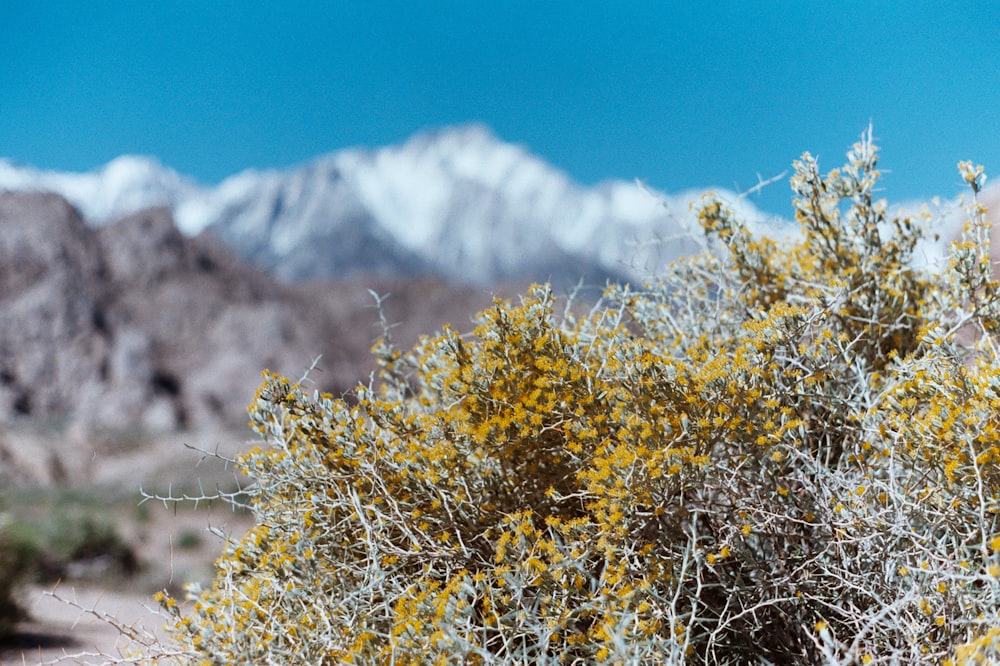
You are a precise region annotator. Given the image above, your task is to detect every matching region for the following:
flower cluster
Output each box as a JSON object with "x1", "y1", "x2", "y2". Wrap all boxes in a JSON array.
[{"x1": 151, "y1": 130, "x2": 1000, "y2": 664}]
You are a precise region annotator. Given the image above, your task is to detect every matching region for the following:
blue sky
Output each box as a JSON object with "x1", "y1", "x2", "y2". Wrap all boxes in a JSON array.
[{"x1": 2, "y1": 2, "x2": 999, "y2": 215}]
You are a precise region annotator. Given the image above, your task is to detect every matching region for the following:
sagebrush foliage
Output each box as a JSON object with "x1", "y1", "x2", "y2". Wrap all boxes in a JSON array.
[{"x1": 155, "y1": 132, "x2": 1000, "y2": 664}]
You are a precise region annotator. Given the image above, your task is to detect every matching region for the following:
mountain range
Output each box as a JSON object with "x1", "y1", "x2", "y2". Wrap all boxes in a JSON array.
[
  {"x1": 0, "y1": 125, "x2": 989, "y2": 445},
  {"x1": 0, "y1": 124, "x2": 785, "y2": 443},
  {"x1": 0, "y1": 124, "x2": 783, "y2": 286}
]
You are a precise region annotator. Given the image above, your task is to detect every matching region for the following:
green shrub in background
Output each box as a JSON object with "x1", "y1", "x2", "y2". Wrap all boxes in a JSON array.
[
  {"x1": 0, "y1": 514, "x2": 35, "y2": 639},
  {"x1": 153, "y1": 131, "x2": 1000, "y2": 664},
  {"x1": 0, "y1": 494, "x2": 143, "y2": 645},
  {"x1": 6, "y1": 490, "x2": 142, "y2": 584}
]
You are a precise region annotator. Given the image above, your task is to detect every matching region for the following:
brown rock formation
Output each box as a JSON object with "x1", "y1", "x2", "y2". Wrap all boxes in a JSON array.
[{"x1": 0, "y1": 191, "x2": 497, "y2": 433}]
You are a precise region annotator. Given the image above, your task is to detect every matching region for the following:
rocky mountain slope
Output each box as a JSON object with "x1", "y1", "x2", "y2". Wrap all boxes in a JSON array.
[{"x1": 0, "y1": 191, "x2": 500, "y2": 433}]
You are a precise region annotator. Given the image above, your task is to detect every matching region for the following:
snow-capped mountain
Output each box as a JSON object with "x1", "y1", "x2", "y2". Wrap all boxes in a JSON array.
[
  {"x1": 0, "y1": 124, "x2": 784, "y2": 286},
  {"x1": 0, "y1": 155, "x2": 200, "y2": 222}
]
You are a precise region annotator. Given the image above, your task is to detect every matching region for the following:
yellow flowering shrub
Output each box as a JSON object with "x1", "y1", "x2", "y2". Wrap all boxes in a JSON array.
[{"x1": 153, "y1": 131, "x2": 1000, "y2": 664}]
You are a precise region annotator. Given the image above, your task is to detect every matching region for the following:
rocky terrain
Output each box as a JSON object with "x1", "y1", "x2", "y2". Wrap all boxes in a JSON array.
[{"x1": 0, "y1": 190, "x2": 507, "y2": 441}]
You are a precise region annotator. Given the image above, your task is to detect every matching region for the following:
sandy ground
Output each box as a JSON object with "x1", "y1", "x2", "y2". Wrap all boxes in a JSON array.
[
  {"x1": 3, "y1": 585, "x2": 165, "y2": 665},
  {"x1": 0, "y1": 428, "x2": 257, "y2": 664}
]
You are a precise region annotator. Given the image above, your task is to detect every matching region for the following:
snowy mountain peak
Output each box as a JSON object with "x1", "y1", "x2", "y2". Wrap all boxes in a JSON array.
[
  {"x1": 0, "y1": 154, "x2": 200, "y2": 222},
  {"x1": 402, "y1": 124, "x2": 553, "y2": 190},
  {"x1": 98, "y1": 154, "x2": 170, "y2": 185},
  {"x1": 0, "y1": 125, "x2": 783, "y2": 285}
]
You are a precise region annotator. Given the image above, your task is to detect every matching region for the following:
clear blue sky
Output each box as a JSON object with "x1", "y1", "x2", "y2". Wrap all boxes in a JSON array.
[{"x1": 2, "y1": 2, "x2": 999, "y2": 215}]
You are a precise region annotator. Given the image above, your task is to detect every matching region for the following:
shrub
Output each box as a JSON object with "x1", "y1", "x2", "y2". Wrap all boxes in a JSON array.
[
  {"x1": 42, "y1": 509, "x2": 140, "y2": 579},
  {"x1": 155, "y1": 130, "x2": 1000, "y2": 664},
  {"x1": 0, "y1": 495, "x2": 141, "y2": 643},
  {"x1": 0, "y1": 513, "x2": 35, "y2": 639},
  {"x1": 4, "y1": 490, "x2": 142, "y2": 583}
]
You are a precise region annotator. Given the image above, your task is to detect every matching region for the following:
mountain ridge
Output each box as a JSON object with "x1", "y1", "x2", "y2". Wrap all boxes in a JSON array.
[
  {"x1": 0, "y1": 190, "x2": 506, "y2": 437},
  {"x1": 0, "y1": 125, "x2": 782, "y2": 286}
]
